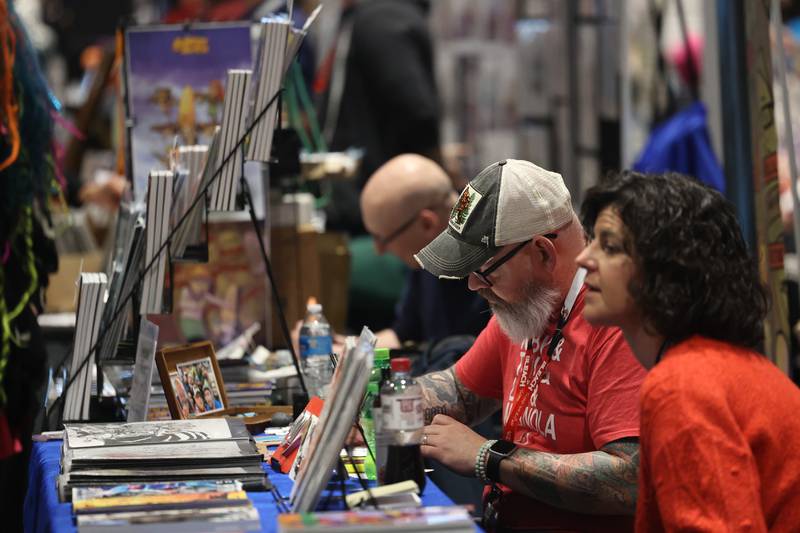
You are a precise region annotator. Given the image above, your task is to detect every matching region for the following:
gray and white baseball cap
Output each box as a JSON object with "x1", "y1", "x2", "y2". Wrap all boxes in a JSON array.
[{"x1": 414, "y1": 159, "x2": 573, "y2": 279}]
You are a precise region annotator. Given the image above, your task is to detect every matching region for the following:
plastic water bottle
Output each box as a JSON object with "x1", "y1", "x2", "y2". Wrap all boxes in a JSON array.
[
  {"x1": 362, "y1": 348, "x2": 390, "y2": 481},
  {"x1": 380, "y1": 357, "x2": 426, "y2": 491},
  {"x1": 298, "y1": 300, "x2": 333, "y2": 398}
]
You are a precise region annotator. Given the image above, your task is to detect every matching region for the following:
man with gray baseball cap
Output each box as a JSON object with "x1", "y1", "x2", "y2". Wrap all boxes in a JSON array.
[
  {"x1": 412, "y1": 159, "x2": 646, "y2": 531},
  {"x1": 415, "y1": 159, "x2": 573, "y2": 278}
]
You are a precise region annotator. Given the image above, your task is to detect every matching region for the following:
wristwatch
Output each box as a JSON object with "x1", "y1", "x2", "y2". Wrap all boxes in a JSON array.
[{"x1": 486, "y1": 439, "x2": 516, "y2": 483}]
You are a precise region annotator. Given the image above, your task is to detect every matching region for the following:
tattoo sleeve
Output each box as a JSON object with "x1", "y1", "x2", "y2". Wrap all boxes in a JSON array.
[
  {"x1": 499, "y1": 438, "x2": 639, "y2": 515},
  {"x1": 416, "y1": 366, "x2": 500, "y2": 426}
]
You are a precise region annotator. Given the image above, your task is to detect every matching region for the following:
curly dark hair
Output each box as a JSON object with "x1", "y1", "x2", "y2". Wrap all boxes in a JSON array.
[{"x1": 581, "y1": 171, "x2": 768, "y2": 349}]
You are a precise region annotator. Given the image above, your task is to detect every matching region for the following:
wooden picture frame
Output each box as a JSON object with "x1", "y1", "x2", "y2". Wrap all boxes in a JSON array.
[
  {"x1": 155, "y1": 341, "x2": 229, "y2": 420},
  {"x1": 154, "y1": 341, "x2": 294, "y2": 434}
]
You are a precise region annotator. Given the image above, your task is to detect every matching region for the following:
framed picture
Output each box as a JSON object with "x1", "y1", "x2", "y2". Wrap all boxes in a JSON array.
[{"x1": 155, "y1": 341, "x2": 228, "y2": 419}]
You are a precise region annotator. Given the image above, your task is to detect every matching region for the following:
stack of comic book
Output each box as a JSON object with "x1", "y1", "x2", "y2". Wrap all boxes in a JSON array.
[
  {"x1": 73, "y1": 480, "x2": 260, "y2": 533},
  {"x1": 277, "y1": 506, "x2": 474, "y2": 533},
  {"x1": 58, "y1": 419, "x2": 266, "y2": 503}
]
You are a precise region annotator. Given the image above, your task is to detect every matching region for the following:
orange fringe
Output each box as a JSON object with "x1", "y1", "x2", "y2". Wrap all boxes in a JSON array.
[{"x1": 0, "y1": 0, "x2": 20, "y2": 173}]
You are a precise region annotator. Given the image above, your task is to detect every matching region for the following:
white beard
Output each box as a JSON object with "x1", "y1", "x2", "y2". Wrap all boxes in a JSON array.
[{"x1": 483, "y1": 283, "x2": 561, "y2": 344}]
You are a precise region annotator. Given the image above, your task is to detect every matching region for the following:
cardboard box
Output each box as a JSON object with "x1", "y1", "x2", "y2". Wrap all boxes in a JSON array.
[
  {"x1": 45, "y1": 252, "x2": 105, "y2": 313},
  {"x1": 267, "y1": 228, "x2": 350, "y2": 347}
]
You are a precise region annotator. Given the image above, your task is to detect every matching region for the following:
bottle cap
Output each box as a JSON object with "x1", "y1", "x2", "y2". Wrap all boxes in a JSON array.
[
  {"x1": 390, "y1": 357, "x2": 411, "y2": 374},
  {"x1": 373, "y1": 348, "x2": 390, "y2": 362},
  {"x1": 307, "y1": 302, "x2": 322, "y2": 313}
]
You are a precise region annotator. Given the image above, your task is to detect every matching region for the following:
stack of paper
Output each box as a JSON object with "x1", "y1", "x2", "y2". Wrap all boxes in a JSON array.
[
  {"x1": 171, "y1": 128, "x2": 221, "y2": 259},
  {"x1": 140, "y1": 170, "x2": 174, "y2": 315},
  {"x1": 246, "y1": 19, "x2": 290, "y2": 164},
  {"x1": 63, "y1": 272, "x2": 108, "y2": 421},
  {"x1": 170, "y1": 145, "x2": 209, "y2": 258},
  {"x1": 98, "y1": 206, "x2": 144, "y2": 361},
  {"x1": 212, "y1": 69, "x2": 251, "y2": 211}
]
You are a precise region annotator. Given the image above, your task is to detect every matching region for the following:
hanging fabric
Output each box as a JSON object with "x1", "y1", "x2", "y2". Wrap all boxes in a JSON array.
[{"x1": 634, "y1": 0, "x2": 725, "y2": 193}]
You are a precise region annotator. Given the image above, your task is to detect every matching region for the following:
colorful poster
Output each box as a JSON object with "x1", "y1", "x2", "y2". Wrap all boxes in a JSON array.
[
  {"x1": 745, "y1": 0, "x2": 790, "y2": 372},
  {"x1": 160, "y1": 214, "x2": 268, "y2": 349},
  {"x1": 124, "y1": 23, "x2": 252, "y2": 202}
]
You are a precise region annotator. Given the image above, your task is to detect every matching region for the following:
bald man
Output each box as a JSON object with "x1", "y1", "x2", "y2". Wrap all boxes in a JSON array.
[{"x1": 360, "y1": 154, "x2": 490, "y2": 348}]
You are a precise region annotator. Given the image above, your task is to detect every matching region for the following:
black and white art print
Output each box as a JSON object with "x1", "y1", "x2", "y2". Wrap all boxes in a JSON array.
[{"x1": 65, "y1": 418, "x2": 247, "y2": 448}]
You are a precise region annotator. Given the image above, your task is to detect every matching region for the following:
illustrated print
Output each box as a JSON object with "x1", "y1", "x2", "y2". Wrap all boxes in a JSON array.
[
  {"x1": 69, "y1": 423, "x2": 211, "y2": 447},
  {"x1": 65, "y1": 418, "x2": 235, "y2": 448}
]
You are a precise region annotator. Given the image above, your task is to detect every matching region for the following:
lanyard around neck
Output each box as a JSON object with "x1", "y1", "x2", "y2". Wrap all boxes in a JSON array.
[
  {"x1": 547, "y1": 267, "x2": 586, "y2": 356},
  {"x1": 503, "y1": 268, "x2": 587, "y2": 439}
]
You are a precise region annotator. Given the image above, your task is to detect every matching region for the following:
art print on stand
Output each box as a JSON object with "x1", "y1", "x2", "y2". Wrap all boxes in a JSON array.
[
  {"x1": 64, "y1": 418, "x2": 246, "y2": 448},
  {"x1": 124, "y1": 22, "x2": 252, "y2": 203}
]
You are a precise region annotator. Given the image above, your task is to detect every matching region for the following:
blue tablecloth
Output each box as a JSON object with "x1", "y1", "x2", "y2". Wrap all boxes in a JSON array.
[{"x1": 23, "y1": 441, "x2": 460, "y2": 533}]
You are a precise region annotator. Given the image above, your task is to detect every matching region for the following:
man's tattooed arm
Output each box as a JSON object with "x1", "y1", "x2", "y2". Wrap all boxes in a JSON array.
[
  {"x1": 498, "y1": 438, "x2": 639, "y2": 515},
  {"x1": 416, "y1": 366, "x2": 501, "y2": 425}
]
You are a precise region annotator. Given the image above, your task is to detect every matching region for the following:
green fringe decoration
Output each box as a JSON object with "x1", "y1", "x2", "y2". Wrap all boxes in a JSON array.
[
  {"x1": 6, "y1": 206, "x2": 36, "y2": 323},
  {"x1": 0, "y1": 206, "x2": 36, "y2": 404}
]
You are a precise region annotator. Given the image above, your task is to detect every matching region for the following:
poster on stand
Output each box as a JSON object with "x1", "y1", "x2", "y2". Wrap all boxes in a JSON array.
[
  {"x1": 124, "y1": 22, "x2": 254, "y2": 204},
  {"x1": 149, "y1": 212, "x2": 268, "y2": 349}
]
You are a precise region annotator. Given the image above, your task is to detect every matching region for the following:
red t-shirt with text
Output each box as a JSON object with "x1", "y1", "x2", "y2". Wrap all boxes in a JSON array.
[{"x1": 455, "y1": 291, "x2": 646, "y2": 531}]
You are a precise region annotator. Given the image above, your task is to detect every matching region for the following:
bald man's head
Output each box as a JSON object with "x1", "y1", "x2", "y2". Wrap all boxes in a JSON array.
[{"x1": 361, "y1": 154, "x2": 456, "y2": 267}]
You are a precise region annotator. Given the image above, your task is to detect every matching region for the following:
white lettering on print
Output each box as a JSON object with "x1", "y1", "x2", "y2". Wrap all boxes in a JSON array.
[
  {"x1": 540, "y1": 370, "x2": 550, "y2": 385},
  {"x1": 544, "y1": 413, "x2": 557, "y2": 440},
  {"x1": 518, "y1": 406, "x2": 557, "y2": 443},
  {"x1": 508, "y1": 333, "x2": 561, "y2": 444}
]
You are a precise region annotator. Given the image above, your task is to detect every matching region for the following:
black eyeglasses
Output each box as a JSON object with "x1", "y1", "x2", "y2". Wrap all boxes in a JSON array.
[
  {"x1": 373, "y1": 192, "x2": 455, "y2": 248},
  {"x1": 473, "y1": 233, "x2": 557, "y2": 287},
  {"x1": 373, "y1": 212, "x2": 420, "y2": 248}
]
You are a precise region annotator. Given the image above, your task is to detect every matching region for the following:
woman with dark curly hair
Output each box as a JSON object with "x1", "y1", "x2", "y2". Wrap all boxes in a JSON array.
[{"x1": 576, "y1": 171, "x2": 800, "y2": 531}]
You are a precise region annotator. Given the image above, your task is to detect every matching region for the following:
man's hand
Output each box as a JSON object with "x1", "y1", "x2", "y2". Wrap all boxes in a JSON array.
[{"x1": 420, "y1": 414, "x2": 487, "y2": 477}]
